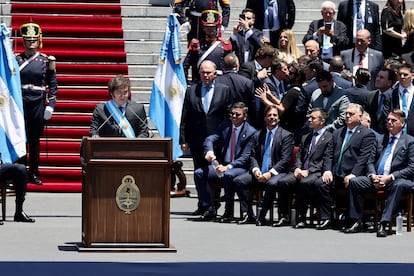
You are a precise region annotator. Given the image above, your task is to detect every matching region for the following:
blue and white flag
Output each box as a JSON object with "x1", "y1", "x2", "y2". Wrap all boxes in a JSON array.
[
  {"x1": 0, "y1": 23, "x2": 26, "y2": 164},
  {"x1": 149, "y1": 14, "x2": 186, "y2": 160}
]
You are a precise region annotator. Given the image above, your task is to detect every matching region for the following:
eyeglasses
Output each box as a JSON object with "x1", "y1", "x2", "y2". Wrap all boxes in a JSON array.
[
  {"x1": 345, "y1": 112, "x2": 355, "y2": 116},
  {"x1": 229, "y1": 111, "x2": 243, "y2": 117}
]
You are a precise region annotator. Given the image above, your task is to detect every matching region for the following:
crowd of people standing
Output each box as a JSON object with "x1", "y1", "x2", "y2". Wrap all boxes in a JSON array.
[{"x1": 175, "y1": 0, "x2": 414, "y2": 238}]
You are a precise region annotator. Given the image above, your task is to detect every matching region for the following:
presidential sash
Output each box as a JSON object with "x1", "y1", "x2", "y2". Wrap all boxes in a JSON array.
[{"x1": 105, "y1": 100, "x2": 136, "y2": 138}]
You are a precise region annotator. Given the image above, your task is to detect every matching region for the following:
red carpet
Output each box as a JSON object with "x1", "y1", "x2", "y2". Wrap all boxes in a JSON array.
[{"x1": 11, "y1": 0, "x2": 124, "y2": 192}]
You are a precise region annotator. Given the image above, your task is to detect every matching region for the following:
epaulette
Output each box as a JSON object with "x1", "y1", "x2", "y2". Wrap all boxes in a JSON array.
[
  {"x1": 220, "y1": 39, "x2": 232, "y2": 51},
  {"x1": 40, "y1": 53, "x2": 48, "y2": 58},
  {"x1": 189, "y1": 38, "x2": 200, "y2": 51},
  {"x1": 222, "y1": 0, "x2": 230, "y2": 5}
]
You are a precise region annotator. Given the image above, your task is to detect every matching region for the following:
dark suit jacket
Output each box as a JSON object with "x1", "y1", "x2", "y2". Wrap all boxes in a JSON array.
[
  {"x1": 383, "y1": 85, "x2": 414, "y2": 136},
  {"x1": 323, "y1": 124, "x2": 376, "y2": 177},
  {"x1": 215, "y1": 71, "x2": 255, "y2": 109},
  {"x1": 230, "y1": 27, "x2": 263, "y2": 64},
  {"x1": 367, "y1": 133, "x2": 414, "y2": 180},
  {"x1": 294, "y1": 129, "x2": 333, "y2": 177},
  {"x1": 365, "y1": 89, "x2": 388, "y2": 134},
  {"x1": 346, "y1": 84, "x2": 370, "y2": 108},
  {"x1": 249, "y1": 126, "x2": 294, "y2": 174},
  {"x1": 89, "y1": 101, "x2": 149, "y2": 137},
  {"x1": 245, "y1": 0, "x2": 295, "y2": 31},
  {"x1": 341, "y1": 47, "x2": 384, "y2": 90},
  {"x1": 203, "y1": 120, "x2": 256, "y2": 168},
  {"x1": 337, "y1": 0, "x2": 382, "y2": 51},
  {"x1": 179, "y1": 82, "x2": 232, "y2": 149},
  {"x1": 238, "y1": 60, "x2": 262, "y2": 89},
  {"x1": 302, "y1": 19, "x2": 349, "y2": 57},
  {"x1": 331, "y1": 72, "x2": 353, "y2": 89}
]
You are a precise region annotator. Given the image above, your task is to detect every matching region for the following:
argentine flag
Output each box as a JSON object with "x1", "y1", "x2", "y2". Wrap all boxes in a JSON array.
[
  {"x1": 149, "y1": 14, "x2": 186, "y2": 160},
  {"x1": 0, "y1": 23, "x2": 26, "y2": 164}
]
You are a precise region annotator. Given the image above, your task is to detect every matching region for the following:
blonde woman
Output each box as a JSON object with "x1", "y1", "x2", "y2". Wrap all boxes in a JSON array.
[
  {"x1": 277, "y1": 29, "x2": 302, "y2": 64},
  {"x1": 402, "y1": 8, "x2": 414, "y2": 53}
]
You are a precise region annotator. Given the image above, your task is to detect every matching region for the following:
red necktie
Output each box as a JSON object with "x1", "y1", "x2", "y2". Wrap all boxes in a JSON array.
[
  {"x1": 358, "y1": 53, "x2": 364, "y2": 67},
  {"x1": 230, "y1": 128, "x2": 237, "y2": 162}
]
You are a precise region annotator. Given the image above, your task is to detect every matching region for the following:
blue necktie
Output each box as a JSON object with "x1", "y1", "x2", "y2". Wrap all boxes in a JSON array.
[
  {"x1": 402, "y1": 88, "x2": 408, "y2": 133},
  {"x1": 377, "y1": 93, "x2": 384, "y2": 119},
  {"x1": 303, "y1": 131, "x2": 319, "y2": 169},
  {"x1": 336, "y1": 130, "x2": 353, "y2": 174},
  {"x1": 377, "y1": 136, "x2": 396, "y2": 175},
  {"x1": 261, "y1": 131, "x2": 273, "y2": 172},
  {"x1": 278, "y1": 82, "x2": 284, "y2": 99},
  {"x1": 202, "y1": 85, "x2": 212, "y2": 113}
]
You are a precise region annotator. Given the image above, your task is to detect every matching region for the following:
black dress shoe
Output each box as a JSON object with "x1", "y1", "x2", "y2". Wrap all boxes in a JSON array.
[
  {"x1": 201, "y1": 207, "x2": 217, "y2": 221},
  {"x1": 255, "y1": 218, "x2": 266, "y2": 226},
  {"x1": 14, "y1": 211, "x2": 35, "y2": 223},
  {"x1": 294, "y1": 221, "x2": 306, "y2": 229},
  {"x1": 237, "y1": 213, "x2": 256, "y2": 225},
  {"x1": 377, "y1": 223, "x2": 388, "y2": 238},
  {"x1": 316, "y1": 219, "x2": 331, "y2": 230},
  {"x1": 0, "y1": 220, "x2": 3, "y2": 225},
  {"x1": 192, "y1": 206, "x2": 206, "y2": 216},
  {"x1": 344, "y1": 220, "x2": 362, "y2": 234},
  {"x1": 272, "y1": 217, "x2": 289, "y2": 227},
  {"x1": 219, "y1": 210, "x2": 234, "y2": 223},
  {"x1": 29, "y1": 174, "x2": 42, "y2": 185}
]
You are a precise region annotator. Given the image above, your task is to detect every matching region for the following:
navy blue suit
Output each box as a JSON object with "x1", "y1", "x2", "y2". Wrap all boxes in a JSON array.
[
  {"x1": 233, "y1": 126, "x2": 294, "y2": 218},
  {"x1": 230, "y1": 27, "x2": 263, "y2": 65},
  {"x1": 347, "y1": 133, "x2": 414, "y2": 222},
  {"x1": 194, "y1": 120, "x2": 256, "y2": 211}
]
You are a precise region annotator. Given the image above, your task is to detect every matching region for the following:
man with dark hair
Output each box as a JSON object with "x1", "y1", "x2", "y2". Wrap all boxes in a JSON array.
[
  {"x1": 246, "y1": 0, "x2": 296, "y2": 48},
  {"x1": 307, "y1": 70, "x2": 350, "y2": 131},
  {"x1": 346, "y1": 109, "x2": 414, "y2": 237},
  {"x1": 383, "y1": 63, "x2": 414, "y2": 136},
  {"x1": 346, "y1": 67, "x2": 371, "y2": 107},
  {"x1": 366, "y1": 68, "x2": 396, "y2": 134},
  {"x1": 329, "y1": 55, "x2": 353, "y2": 89},
  {"x1": 233, "y1": 105, "x2": 294, "y2": 226},
  {"x1": 194, "y1": 102, "x2": 256, "y2": 221},
  {"x1": 230, "y1": 8, "x2": 263, "y2": 65},
  {"x1": 279, "y1": 108, "x2": 332, "y2": 228}
]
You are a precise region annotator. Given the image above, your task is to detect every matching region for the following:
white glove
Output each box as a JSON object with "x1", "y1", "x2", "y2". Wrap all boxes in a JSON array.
[
  {"x1": 180, "y1": 22, "x2": 191, "y2": 35},
  {"x1": 43, "y1": 106, "x2": 54, "y2": 120}
]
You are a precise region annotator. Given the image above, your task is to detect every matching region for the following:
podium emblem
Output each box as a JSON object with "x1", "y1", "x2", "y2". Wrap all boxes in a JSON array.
[{"x1": 116, "y1": 175, "x2": 141, "y2": 214}]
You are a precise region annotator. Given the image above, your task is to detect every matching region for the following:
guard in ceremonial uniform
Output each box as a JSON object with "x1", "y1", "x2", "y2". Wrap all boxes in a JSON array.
[
  {"x1": 183, "y1": 9, "x2": 232, "y2": 84},
  {"x1": 173, "y1": 0, "x2": 230, "y2": 42},
  {"x1": 16, "y1": 22, "x2": 58, "y2": 185}
]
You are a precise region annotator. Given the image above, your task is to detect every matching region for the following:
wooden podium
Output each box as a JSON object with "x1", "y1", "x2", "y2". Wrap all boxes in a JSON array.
[{"x1": 79, "y1": 137, "x2": 176, "y2": 252}]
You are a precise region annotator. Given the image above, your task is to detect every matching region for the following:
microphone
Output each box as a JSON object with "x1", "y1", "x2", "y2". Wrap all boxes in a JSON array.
[
  {"x1": 95, "y1": 112, "x2": 114, "y2": 135},
  {"x1": 126, "y1": 105, "x2": 154, "y2": 138}
]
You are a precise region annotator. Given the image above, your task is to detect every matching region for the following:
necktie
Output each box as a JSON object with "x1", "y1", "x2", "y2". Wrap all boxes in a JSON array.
[
  {"x1": 377, "y1": 136, "x2": 396, "y2": 175},
  {"x1": 336, "y1": 130, "x2": 353, "y2": 174},
  {"x1": 356, "y1": 1, "x2": 363, "y2": 31},
  {"x1": 278, "y1": 82, "x2": 284, "y2": 99},
  {"x1": 303, "y1": 131, "x2": 319, "y2": 169},
  {"x1": 377, "y1": 93, "x2": 384, "y2": 119},
  {"x1": 119, "y1": 106, "x2": 124, "y2": 114},
  {"x1": 402, "y1": 88, "x2": 408, "y2": 133},
  {"x1": 358, "y1": 53, "x2": 364, "y2": 67},
  {"x1": 202, "y1": 85, "x2": 212, "y2": 113},
  {"x1": 229, "y1": 128, "x2": 237, "y2": 162},
  {"x1": 261, "y1": 131, "x2": 273, "y2": 172}
]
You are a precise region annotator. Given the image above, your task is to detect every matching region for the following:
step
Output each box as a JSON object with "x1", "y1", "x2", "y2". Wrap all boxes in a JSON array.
[
  {"x1": 39, "y1": 154, "x2": 81, "y2": 166},
  {"x1": 48, "y1": 113, "x2": 93, "y2": 126},
  {"x1": 57, "y1": 63, "x2": 128, "y2": 75},
  {"x1": 27, "y1": 181, "x2": 82, "y2": 192},
  {"x1": 40, "y1": 140, "x2": 82, "y2": 153},
  {"x1": 11, "y1": 3, "x2": 121, "y2": 15},
  {"x1": 58, "y1": 88, "x2": 111, "y2": 101},
  {"x1": 44, "y1": 127, "x2": 90, "y2": 139}
]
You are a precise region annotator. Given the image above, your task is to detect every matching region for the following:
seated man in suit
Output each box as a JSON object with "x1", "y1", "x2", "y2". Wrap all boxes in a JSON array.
[
  {"x1": 0, "y1": 156, "x2": 35, "y2": 225},
  {"x1": 233, "y1": 105, "x2": 294, "y2": 226},
  {"x1": 90, "y1": 75, "x2": 149, "y2": 138},
  {"x1": 194, "y1": 102, "x2": 256, "y2": 221},
  {"x1": 347, "y1": 109, "x2": 414, "y2": 237},
  {"x1": 279, "y1": 108, "x2": 332, "y2": 228},
  {"x1": 315, "y1": 103, "x2": 376, "y2": 230}
]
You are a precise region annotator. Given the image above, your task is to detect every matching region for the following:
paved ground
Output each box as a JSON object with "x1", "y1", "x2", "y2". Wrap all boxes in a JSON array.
[{"x1": 1, "y1": 191, "x2": 414, "y2": 265}]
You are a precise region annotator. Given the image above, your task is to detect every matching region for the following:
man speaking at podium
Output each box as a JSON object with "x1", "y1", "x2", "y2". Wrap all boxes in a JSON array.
[{"x1": 90, "y1": 75, "x2": 149, "y2": 138}]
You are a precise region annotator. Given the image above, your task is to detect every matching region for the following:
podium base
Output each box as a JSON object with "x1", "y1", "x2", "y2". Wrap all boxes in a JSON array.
[{"x1": 77, "y1": 243, "x2": 177, "y2": 252}]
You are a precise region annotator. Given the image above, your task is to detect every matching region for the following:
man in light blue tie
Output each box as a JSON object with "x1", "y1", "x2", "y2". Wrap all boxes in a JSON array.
[
  {"x1": 232, "y1": 105, "x2": 294, "y2": 226},
  {"x1": 346, "y1": 109, "x2": 414, "y2": 237}
]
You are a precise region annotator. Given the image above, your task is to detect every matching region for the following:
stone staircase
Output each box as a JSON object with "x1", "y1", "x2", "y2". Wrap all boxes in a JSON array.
[{"x1": 122, "y1": 0, "x2": 401, "y2": 188}]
